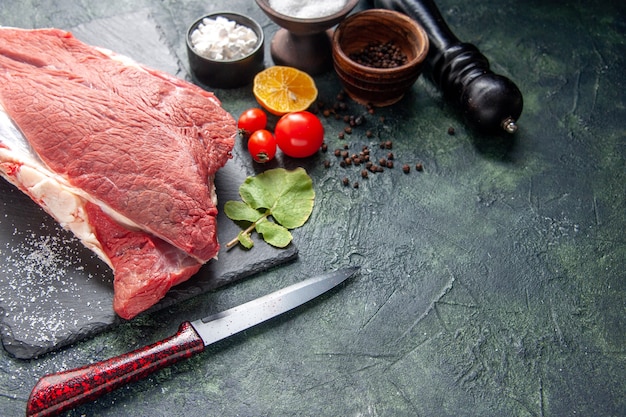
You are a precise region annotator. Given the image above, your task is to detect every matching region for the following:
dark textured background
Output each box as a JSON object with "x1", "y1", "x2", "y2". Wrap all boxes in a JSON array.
[{"x1": 0, "y1": 0, "x2": 624, "y2": 416}]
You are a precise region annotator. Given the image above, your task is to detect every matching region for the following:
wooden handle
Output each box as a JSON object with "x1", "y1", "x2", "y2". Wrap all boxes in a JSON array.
[{"x1": 26, "y1": 322, "x2": 205, "y2": 417}]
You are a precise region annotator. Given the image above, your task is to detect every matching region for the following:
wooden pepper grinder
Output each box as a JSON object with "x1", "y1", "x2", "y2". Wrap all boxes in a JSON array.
[{"x1": 372, "y1": 0, "x2": 523, "y2": 134}]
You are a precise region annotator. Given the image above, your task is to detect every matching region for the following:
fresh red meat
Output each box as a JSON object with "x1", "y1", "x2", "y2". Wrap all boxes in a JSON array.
[{"x1": 0, "y1": 28, "x2": 236, "y2": 319}]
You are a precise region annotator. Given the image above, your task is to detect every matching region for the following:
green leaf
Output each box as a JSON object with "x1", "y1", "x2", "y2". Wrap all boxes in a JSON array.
[
  {"x1": 255, "y1": 220, "x2": 292, "y2": 248},
  {"x1": 237, "y1": 232, "x2": 254, "y2": 249},
  {"x1": 224, "y1": 201, "x2": 265, "y2": 223},
  {"x1": 224, "y1": 167, "x2": 315, "y2": 249},
  {"x1": 239, "y1": 167, "x2": 314, "y2": 229}
]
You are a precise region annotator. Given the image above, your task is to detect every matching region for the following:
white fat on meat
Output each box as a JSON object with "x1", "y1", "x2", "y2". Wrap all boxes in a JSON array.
[{"x1": 0, "y1": 103, "x2": 110, "y2": 265}]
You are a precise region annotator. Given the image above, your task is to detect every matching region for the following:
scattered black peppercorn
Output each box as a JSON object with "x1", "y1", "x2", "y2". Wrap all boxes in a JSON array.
[
  {"x1": 447, "y1": 126, "x2": 455, "y2": 135},
  {"x1": 320, "y1": 89, "x2": 432, "y2": 190}
]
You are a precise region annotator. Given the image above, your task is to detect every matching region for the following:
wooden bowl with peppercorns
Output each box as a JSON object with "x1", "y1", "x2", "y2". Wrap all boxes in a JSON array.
[{"x1": 332, "y1": 9, "x2": 429, "y2": 106}]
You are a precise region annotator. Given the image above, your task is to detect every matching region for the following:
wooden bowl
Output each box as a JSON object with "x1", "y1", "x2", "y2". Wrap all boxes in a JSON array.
[
  {"x1": 332, "y1": 9, "x2": 429, "y2": 106},
  {"x1": 255, "y1": 0, "x2": 359, "y2": 35},
  {"x1": 254, "y1": 0, "x2": 359, "y2": 75}
]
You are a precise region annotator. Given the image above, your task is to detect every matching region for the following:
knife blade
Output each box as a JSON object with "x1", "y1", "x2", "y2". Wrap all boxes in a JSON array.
[{"x1": 26, "y1": 266, "x2": 359, "y2": 417}]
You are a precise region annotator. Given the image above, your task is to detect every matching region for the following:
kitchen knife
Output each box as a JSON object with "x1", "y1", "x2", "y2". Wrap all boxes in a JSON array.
[{"x1": 26, "y1": 266, "x2": 359, "y2": 417}]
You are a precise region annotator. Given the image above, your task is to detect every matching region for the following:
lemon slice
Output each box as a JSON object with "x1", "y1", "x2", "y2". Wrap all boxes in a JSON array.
[{"x1": 253, "y1": 66, "x2": 318, "y2": 116}]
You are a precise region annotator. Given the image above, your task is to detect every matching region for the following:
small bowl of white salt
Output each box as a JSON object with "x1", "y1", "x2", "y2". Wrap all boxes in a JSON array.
[
  {"x1": 255, "y1": 0, "x2": 359, "y2": 75},
  {"x1": 186, "y1": 12, "x2": 265, "y2": 89}
]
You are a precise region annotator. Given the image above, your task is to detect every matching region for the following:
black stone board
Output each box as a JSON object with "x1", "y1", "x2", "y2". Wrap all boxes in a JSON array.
[
  {"x1": 0, "y1": 150, "x2": 298, "y2": 359},
  {"x1": 0, "y1": 11, "x2": 298, "y2": 359}
]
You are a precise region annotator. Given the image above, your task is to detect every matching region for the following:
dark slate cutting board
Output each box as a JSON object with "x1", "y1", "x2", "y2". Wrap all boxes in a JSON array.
[{"x1": 0, "y1": 12, "x2": 298, "y2": 359}]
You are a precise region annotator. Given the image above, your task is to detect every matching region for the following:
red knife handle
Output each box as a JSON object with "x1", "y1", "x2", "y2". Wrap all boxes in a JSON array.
[{"x1": 26, "y1": 321, "x2": 205, "y2": 417}]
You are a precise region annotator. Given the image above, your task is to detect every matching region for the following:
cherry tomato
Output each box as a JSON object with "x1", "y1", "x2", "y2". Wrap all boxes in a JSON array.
[
  {"x1": 274, "y1": 111, "x2": 324, "y2": 158},
  {"x1": 247, "y1": 129, "x2": 276, "y2": 163},
  {"x1": 237, "y1": 108, "x2": 267, "y2": 138}
]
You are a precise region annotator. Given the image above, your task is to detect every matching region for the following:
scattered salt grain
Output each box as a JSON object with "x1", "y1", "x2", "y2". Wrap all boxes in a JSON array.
[
  {"x1": 269, "y1": 0, "x2": 349, "y2": 19},
  {"x1": 190, "y1": 16, "x2": 258, "y2": 61}
]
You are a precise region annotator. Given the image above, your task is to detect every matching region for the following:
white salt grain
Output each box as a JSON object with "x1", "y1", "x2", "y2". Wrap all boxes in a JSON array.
[
  {"x1": 269, "y1": 0, "x2": 349, "y2": 19},
  {"x1": 190, "y1": 16, "x2": 258, "y2": 61}
]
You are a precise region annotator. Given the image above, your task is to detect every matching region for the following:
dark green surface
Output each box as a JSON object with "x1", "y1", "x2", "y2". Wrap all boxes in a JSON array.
[{"x1": 1, "y1": 0, "x2": 624, "y2": 416}]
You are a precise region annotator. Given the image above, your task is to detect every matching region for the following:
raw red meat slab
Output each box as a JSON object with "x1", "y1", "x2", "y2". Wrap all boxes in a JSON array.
[{"x1": 0, "y1": 28, "x2": 236, "y2": 319}]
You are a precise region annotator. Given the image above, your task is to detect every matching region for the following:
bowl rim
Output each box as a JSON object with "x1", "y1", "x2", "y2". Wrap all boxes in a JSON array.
[
  {"x1": 255, "y1": 0, "x2": 360, "y2": 24},
  {"x1": 332, "y1": 9, "x2": 430, "y2": 74},
  {"x1": 186, "y1": 11, "x2": 265, "y2": 64}
]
